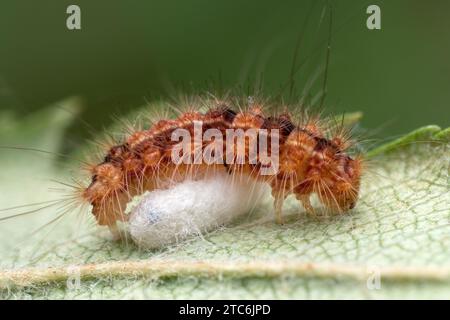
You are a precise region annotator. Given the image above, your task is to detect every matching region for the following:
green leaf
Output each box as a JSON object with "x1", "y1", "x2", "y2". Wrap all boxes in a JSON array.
[{"x1": 0, "y1": 103, "x2": 448, "y2": 299}]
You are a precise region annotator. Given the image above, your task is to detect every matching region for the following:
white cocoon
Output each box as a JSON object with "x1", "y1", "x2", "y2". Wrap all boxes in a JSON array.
[{"x1": 128, "y1": 173, "x2": 265, "y2": 249}]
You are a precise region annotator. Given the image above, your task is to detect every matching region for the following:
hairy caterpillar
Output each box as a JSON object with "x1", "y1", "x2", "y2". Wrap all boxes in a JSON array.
[
  {"x1": 81, "y1": 96, "x2": 362, "y2": 237},
  {"x1": 0, "y1": 2, "x2": 365, "y2": 248}
]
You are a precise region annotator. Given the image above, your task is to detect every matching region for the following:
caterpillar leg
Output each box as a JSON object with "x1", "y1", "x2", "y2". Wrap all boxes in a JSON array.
[
  {"x1": 108, "y1": 223, "x2": 122, "y2": 241},
  {"x1": 271, "y1": 189, "x2": 286, "y2": 224},
  {"x1": 296, "y1": 194, "x2": 316, "y2": 217}
]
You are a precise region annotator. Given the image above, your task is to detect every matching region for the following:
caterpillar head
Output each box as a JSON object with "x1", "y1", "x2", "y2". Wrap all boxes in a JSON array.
[{"x1": 317, "y1": 154, "x2": 362, "y2": 212}]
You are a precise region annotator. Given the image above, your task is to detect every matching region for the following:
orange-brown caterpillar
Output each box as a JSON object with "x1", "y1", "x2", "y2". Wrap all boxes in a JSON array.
[{"x1": 82, "y1": 97, "x2": 362, "y2": 234}]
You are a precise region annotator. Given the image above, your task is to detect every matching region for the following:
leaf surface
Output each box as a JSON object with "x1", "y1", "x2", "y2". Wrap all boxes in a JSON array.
[{"x1": 0, "y1": 102, "x2": 448, "y2": 299}]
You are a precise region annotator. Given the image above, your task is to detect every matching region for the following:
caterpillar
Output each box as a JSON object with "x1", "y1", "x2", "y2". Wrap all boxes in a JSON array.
[{"x1": 82, "y1": 96, "x2": 362, "y2": 237}]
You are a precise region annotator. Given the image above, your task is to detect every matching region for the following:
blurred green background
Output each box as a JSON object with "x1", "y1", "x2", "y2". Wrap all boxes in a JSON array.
[{"x1": 0, "y1": 0, "x2": 449, "y2": 147}]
